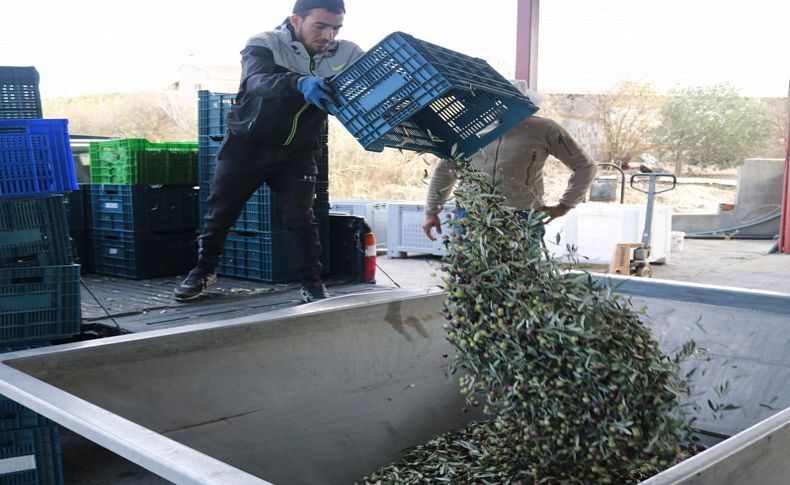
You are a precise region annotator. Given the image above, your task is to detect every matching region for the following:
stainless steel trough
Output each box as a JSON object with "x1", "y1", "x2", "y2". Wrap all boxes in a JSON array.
[{"x1": 0, "y1": 278, "x2": 788, "y2": 484}]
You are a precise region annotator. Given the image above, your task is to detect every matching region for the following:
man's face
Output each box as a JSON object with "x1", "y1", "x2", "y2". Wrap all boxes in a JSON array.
[{"x1": 290, "y1": 9, "x2": 345, "y2": 56}]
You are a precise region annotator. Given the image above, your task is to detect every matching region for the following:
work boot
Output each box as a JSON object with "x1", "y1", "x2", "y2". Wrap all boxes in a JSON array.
[
  {"x1": 299, "y1": 281, "x2": 329, "y2": 303},
  {"x1": 173, "y1": 268, "x2": 217, "y2": 300}
]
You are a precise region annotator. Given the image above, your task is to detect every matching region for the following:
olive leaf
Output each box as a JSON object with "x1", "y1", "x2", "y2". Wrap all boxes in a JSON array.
[{"x1": 363, "y1": 155, "x2": 701, "y2": 485}]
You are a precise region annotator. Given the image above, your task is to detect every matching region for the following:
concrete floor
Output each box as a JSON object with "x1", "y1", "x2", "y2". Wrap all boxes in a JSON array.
[{"x1": 374, "y1": 238, "x2": 790, "y2": 294}]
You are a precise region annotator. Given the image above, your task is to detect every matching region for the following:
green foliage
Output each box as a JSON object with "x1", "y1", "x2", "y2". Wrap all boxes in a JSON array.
[
  {"x1": 652, "y1": 84, "x2": 772, "y2": 174},
  {"x1": 365, "y1": 157, "x2": 698, "y2": 484}
]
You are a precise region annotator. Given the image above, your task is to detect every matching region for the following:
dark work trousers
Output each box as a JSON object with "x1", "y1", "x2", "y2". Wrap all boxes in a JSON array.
[{"x1": 197, "y1": 133, "x2": 322, "y2": 283}]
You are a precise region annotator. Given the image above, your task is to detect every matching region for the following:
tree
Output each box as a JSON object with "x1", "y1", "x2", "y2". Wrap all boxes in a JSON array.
[
  {"x1": 597, "y1": 81, "x2": 661, "y2": 168},
  {"x1": 652, "y1": 84, "x2": 772, "y2": 175}
]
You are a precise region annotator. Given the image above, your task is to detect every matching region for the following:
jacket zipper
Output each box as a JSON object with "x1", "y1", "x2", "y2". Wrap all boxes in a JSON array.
[
  {"x1": 525, "y1": 150, "x2": 537, "y2": 187},
  {"x1": 283, "y1": 56, "x2": 316, "y2": 146}
]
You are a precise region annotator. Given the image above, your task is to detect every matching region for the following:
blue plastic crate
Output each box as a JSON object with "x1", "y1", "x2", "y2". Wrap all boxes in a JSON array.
[
  {"x1": 89, "y1": 184, "x2": 199, "y2": 232},
  {"x1": 218, "y1": 231, "x2": 297, "y2": 282},
  {"x1": 0, "y1": 396, "x2": 52, "y2": 432},
  {"x1": 0, "y1": 264, "x2": 81, "y2": 345},
  {"x1": 198, "y1": 91, "x2": 235, "y2": 140},
  {"x1": 218, "y1": 211, "x2": 331, "y2": 283},
  {"x1": 0, "y1": 425, "x2": 63, "y2": 485},
  {"x1": 0, "y1": 67, "x2": 42, "y2": 119},
  {"x1": 0, "y1": 196, "x2": 74, "y2": 269},
  {"x1": 0, "y1": 119, "x2": 77, "y2": 198},
  {"x1": 90, "y1": 228, "x2": 196, "y2": 279},
  {"x1": 199, "y1": 139, "x2": 285, "y2": 234},
  {"x1": 197, "y1": 137, "x2": 219, "y2": 187},
  {"x1": 328, "y1": 32, "x2": 538, "y2": 159}
]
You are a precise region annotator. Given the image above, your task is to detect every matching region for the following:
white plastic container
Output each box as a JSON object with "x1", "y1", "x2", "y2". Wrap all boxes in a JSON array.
[
  {"x1": 386, "y1": 202, "x2": 456, "y2": 258},
  {"x1": 386, "y1": 202, "x2": 571, "y2": 259},
  {"x1": 562, "y1": 203, "x2": 672, "y2": 264},
  {"x1": 330, "y1": 200, "x2": 388, "y2": 248}
]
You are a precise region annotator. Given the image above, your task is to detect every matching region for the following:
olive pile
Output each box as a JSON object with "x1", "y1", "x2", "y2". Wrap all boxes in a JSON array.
[{"x1": 365, "y1": 158, "x2": 696, "y2": 484}]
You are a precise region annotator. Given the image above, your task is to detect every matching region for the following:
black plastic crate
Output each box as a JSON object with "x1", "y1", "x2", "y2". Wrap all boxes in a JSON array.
[
  {"x1": 0, "y1": 196, "x2": 74, "y2": 269},
  {"x1": 0, "y1": 265, "x2": 81, "y2": 345},
  {"x1": 90, "y1": 228, "x2": 196, "y2": 279},
  {"x1": 328, "y1": 32, "x2": 538, "y2": 158},
  {"x1": 62, "y1": 187, "x2": 85, "y2": 231},
  {"x1": 329, "y1": 214, "x2": 371, "y2": 282},
  {"x1": 0, "y1": 425, "x2": 63, "y2": 485},
  {"x1": 0, "y1": 67, "x2": 42, "y2": 119},
  {"x1": 89, "y1": 184, "x2": 199, "y2": 232},
  {"x1": 68, "y1": 229, "x2": 89, "y2": 274}
]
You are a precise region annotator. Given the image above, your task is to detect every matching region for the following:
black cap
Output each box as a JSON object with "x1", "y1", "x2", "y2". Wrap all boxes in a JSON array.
[{"x1": 293, "y1": 0, "x2": 345, "y2": 13}]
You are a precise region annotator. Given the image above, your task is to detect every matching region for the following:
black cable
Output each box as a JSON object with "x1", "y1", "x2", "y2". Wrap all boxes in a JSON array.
[
  {"x1": 79, "y1": 278, "x2": 121, "y2": 332},
  {"x1": 375, "y1": 262, "x2": 401, "y2": 288}
]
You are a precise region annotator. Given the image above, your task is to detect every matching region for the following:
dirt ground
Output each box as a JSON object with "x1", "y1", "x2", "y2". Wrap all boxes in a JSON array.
[{"x1": 543, "y1": 161, "x2": 737, "y2": 215}]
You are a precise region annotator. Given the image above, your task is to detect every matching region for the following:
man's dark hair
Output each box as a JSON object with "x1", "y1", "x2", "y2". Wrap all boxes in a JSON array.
[{"x1": 293, "y1": 0, "x2": 345, "y2": 16}]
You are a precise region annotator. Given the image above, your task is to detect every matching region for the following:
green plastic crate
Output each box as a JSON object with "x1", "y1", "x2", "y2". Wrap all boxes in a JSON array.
[{"x1": 89, "y1": 139, "x2": 198, "y2": 185}]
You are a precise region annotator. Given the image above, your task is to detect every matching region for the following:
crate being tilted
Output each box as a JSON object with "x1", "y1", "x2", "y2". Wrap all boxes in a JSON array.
[{"x1": 328, "y1": 32, "x2": 538, "y2": 159}]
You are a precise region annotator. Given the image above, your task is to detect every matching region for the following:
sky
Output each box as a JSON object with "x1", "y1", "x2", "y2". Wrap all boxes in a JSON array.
[{"x1": 2, "y1": 0, "x2": 788, "y2": 99}]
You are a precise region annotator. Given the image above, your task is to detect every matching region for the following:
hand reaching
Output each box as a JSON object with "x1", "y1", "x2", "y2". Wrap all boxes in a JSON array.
[{"x1": 297, "y1": 76, "x2": 334, "y2": 111}]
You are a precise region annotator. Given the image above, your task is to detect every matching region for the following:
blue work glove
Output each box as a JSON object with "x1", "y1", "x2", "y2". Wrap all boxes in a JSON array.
[{"x1": 297, "y1": 76, "x2": 334, "y2": 110}]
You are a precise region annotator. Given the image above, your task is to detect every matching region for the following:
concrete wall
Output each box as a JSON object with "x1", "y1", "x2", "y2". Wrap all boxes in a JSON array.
[{"x1": 673, "y1": 158, "x2": 785, "y2": 237}]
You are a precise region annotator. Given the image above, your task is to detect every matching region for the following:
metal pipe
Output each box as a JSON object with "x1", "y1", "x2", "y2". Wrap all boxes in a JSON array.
[
  {"x1": 685, "y1": 213, "x2": 781, "y2": 239},
  {"x1": 779, "y1": 79, "x2": 790, "y2": 252},
  {"x1": 515, "y1": 0, "x2": 540, "y2": 89}
]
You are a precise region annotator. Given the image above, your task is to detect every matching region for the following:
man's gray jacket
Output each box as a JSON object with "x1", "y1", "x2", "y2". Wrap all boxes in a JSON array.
[{"x1": 226, "y1": 18, "x2": 363, "y2": 148}]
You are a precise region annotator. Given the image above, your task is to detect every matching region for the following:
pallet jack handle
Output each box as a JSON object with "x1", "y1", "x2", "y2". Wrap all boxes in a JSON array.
[{"x1": 629, "y1": 173, "x2": 677, "y2": 247}]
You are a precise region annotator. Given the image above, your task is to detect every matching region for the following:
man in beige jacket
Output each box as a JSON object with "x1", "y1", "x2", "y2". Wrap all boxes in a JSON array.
[{"x1": 423, "y1": 93, "x2": 597, "y2": 241}]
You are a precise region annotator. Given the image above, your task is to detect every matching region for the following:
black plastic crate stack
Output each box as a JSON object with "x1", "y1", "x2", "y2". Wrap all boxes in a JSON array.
[
  {"x1": 198, "y1": 91, "x2": 330, "y2": 282},
  {"x1": 86, "y1": 183, "x2": 199, "y2": 279}
]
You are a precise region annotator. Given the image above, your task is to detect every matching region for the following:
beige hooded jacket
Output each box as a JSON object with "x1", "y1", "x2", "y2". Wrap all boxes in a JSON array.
[{"x1": 425, "y1": 116, "x2": 597, "y2": 215}]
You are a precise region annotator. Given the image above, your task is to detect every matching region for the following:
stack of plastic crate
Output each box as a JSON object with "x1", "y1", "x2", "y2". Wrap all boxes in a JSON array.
[
  {"x1": 0, "y1": 395, "x2": 64, "y2": 484},
  {"x1": 197, "y1": 91, "x2": 330, "y2": 282},
  {"x1": 0, "y1": 66, "x2": 69, "y2": 485},
  {"x1": 0, "y1": 80, "x2": 81, "y2": 346},
  {"x1": 328, "y1": 32, "x2": 539, "y2": 159},
  {"x1": 88, "y1": 139, "x2": 199, "y2": 278}
]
